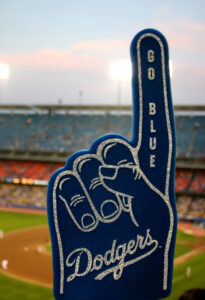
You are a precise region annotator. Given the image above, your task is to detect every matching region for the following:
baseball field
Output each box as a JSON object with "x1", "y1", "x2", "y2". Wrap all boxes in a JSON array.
[{"x1": 0, "y1": 209, "x2": 205, "y2": 300}]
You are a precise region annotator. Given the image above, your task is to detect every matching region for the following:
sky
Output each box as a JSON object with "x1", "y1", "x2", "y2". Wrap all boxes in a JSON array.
[{"x1": 0, "y1": 0, "x2": 204, "y2": 106}]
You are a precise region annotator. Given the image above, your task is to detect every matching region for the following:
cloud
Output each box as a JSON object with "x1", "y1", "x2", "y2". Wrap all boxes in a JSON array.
[
  {"x1": 0, "y1": 48, "x2": 106, "y2": 72},
  {"x1": 155, "y1": 17, "x2": 205, "y2": 52},
  {"x1": 0, "y1": 39, "x2": 130, "y2": 76},
  {"x1": 72, "y1": 39, "x2": 128, "y2": 55},
  {"x1": 173, "y1": 61, "x2": 205, "y2": 83},
  {"x1": 171, "y1": 61, "x2": 205, "y2": 104}
]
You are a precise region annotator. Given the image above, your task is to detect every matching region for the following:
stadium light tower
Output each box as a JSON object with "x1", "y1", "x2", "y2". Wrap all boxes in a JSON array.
[
  {"x1": 109, "y1": 60, "x2": 173, "y2": 105},
  {"x1": 0, "y1": 63, "x2": 9, "y2": 103},
  {"x1": 78, "y1": 89, "x2": 84, "y2": 105},
  {"x1": 110, "y1": 60, "x2": 131, "y2": 105},
  {"x1": 169, "y1": 60, "x2": 173, "y2": 78}
]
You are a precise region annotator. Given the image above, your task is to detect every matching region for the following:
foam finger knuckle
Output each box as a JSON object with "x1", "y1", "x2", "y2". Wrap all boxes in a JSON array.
[{"x1": 74, "y1": 155, "x2": 122, "y2": 223}]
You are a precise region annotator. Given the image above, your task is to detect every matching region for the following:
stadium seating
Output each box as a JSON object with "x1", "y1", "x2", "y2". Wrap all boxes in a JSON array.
[
  {"x1": 0, "y1": 113, "x2": 204, "y2": 157},
  {"x1": 0, "y1": 111, "x2": 204, "y2": 220},
  {"x1": 175, "y1": 116, "x2": 205, "y2": 158},
  {"x1": 0, "y1": 161, "x2": 204, "y2": 194},
  {"x1": 0, "y1": 159, "x2": 204, "y2": 221},
  {"x1": 190, "y1": 171, "x2": 205, "y2": 193},
  {"x1": 175, "y1": 170, "x2": 192, "y2": 191},
  {"x1": 0, "y1": 160, "x2": 63, "y2": 180},
  {"x1": 1, "y1": 182, "x2": 204, "y2": 220}
]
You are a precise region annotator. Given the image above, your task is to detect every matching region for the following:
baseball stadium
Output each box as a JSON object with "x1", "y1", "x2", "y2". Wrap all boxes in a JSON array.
[{"x1": 0, "y1": 104, "x2": 204, "y2": 300}]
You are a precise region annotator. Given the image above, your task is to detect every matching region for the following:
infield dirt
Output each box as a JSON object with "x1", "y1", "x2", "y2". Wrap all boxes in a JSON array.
[
  {"x1": 0, "y1": 220, "x2": 205, "y2": 287},
  {"x1": 0, "y1": 225, "x2": 52, "y2": 287}
]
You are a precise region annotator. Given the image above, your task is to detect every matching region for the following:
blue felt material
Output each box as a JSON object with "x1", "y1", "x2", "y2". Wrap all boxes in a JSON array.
[{"x1": 47, "y1": 28, "x2": 177, "y2": 300}]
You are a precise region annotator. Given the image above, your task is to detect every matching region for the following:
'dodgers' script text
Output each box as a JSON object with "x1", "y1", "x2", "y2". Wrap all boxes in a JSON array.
[{"x1": 66, "y1": 228, "x2": 158, "y2": 283}]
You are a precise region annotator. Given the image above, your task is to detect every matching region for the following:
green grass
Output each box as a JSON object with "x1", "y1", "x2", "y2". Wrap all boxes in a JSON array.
[
  {"x1": 176, "y1": 230, "x2": 195, "y2": 243},
  {"x1": 166, "y1": 252, "x2": 205, "y2": 300},
  {"x1": 0, "y1": 272, "x2": 54, "y2": 300},
  {"x1": 1, "y1": 252, "x2": 204, "y2": 300},
  {"x1": 173, "y1": 229, "x2": 195, "y2": 258},
  {"x1": 0, "y1": 211, "x2": 48, "y2": 233},
  {"x1": 0, "y1": 210, "x2": 204, "y2": 300},
  {"x1": 0, "y1": 210, "x2": 53, "y2": 300},
  {"x1": 174, "y1": 244, "x2": 191, "y2": 258},
  {"x1": 45, "y1": 244, "x2": 52, "y2": 253}
]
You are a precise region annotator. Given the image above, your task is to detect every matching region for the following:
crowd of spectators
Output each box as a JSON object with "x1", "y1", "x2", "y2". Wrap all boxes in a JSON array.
[
  {"x1": 0, "y1": 180, "x2": 204, "y2": 219},
  {"x1": 0, "y1": 160, "x2": 63, "y2": 181},
  {"x1": 0, "y1": 161, "x2": 204, "y2": 194},
  {"x1": 0, "y1": 183, "x2": 47, "y2": 208},
  {"x1": 0, "y1": 112, "x2": 204, "y2": 218},
  {"x1": 177, "y1": 196, "x2": 205, "y2": 219},
  {"x1": 175, "y1": 170, "x2": 192, "y2": 192},
  {"x1": 189, "y1": 171, "x2": 205, "y2": 193},
  {"x1": 175, "y1": 170, "x2": 205, "y2": 193}
]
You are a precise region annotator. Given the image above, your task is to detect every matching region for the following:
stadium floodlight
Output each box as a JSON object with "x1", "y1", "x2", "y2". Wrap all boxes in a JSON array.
[
  {"x1": 0, "y1": 63, "x2": 9, "y2": 79},
  {"x1": 110, "y1": 60, "x2": 131, "y2": 105},
  {"x1": 0, "y1": 63, "x2": 9, "y2": 103},
  {"x1": 110, "y1": 60, "x2": 131, "y2": 82},
  {"x1": 169, "y1": 60, "x2": 173, "y2": 78},
  {"x1": 110, "y1": 59, "x2": 173, "y2": 80}
]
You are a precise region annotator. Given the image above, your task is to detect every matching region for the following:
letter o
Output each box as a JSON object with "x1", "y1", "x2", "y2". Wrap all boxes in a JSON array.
[
  {"x1": 92, "y1": 254, "x2": 104, "y2": 271},
  {"x1": 148, "y1": 67, "x2": 155, "y2": 80}
]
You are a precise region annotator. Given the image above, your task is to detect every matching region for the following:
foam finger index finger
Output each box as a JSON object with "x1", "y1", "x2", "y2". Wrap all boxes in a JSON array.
[{"x1": 130, "y1": 29, "x2": 175, "y2": 195}]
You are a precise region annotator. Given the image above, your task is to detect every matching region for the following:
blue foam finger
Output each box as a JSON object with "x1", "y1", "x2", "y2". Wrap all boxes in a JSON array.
[
  {"x1": 47, "y1": 28, "x2": 177, "y2": 300},
  {"x1": 130, "y1": 29, "x2": 175, "y2": 195}
]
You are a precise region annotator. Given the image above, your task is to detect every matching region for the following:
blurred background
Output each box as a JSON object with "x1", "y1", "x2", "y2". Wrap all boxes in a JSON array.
[{"x1": 0, "y1": 1, "x2": 204, "y2": 299}]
